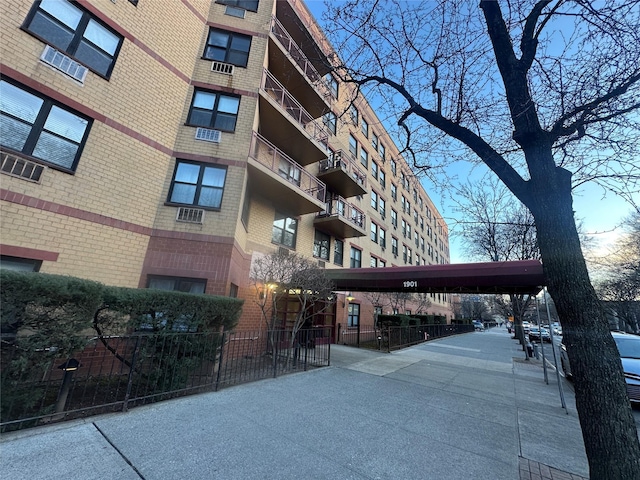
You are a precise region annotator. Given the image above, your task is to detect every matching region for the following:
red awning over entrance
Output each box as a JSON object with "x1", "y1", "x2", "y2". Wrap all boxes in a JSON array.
[{"x1": 324, "y1": 260, "x2": 545, "y2": 295}]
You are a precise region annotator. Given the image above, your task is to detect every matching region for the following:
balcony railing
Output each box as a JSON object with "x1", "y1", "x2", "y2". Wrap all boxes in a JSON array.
[
  {"x1": 319, "y1": 195, "x2": 365, "y2": 228},
  {"x1": 319, "y1": 150, "x2": 367, "y2": 190},
  {"x1": 261, "y1": 69, "x2": 329, "y2": 147},
  {"x1": 249, "y1": 131, "x2": 326, "y2": 201},
  {"x1": 270, "y1": 16, "x2": 334, "y2": 102}
]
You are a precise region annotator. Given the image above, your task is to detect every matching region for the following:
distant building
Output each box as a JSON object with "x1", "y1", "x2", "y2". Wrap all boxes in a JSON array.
[{"x1": 0, "y1": 0, "x2": 452, "y2": 336}]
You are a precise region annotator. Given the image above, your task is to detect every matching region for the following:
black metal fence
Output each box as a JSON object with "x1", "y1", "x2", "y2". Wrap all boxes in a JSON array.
[
  {"x1": 339, "y1": 323, "x2": 475, "y2": 351},
  {"x1": 0, "y1": 327, "x2": 331, "y2": 432}
]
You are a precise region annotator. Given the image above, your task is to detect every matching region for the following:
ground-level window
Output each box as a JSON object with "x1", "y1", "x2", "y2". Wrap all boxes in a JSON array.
[
  {"x1": 348, "y1": 303, "x2": 360, "y2": 327},
  {"x1": 272, "y1": 213, "x2": 297, "y2": 248},
  {"x1": 1, "y1": 79, "x2": 92, "y2": 172},
  {"x1": 0, "y1": 255, "x2": 42, "y2": 272},
  {"x1": 147, "y1": 275, "x2": 206, "y2": 293},
  {"x1": 168, "y1": 161, "x2": 227, "y2": 209}
]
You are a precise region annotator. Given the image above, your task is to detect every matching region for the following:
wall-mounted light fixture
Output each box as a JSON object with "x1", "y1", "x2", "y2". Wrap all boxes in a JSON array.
[{"x1": 343, "y1": 292, "x2": 355, "y2": 307}]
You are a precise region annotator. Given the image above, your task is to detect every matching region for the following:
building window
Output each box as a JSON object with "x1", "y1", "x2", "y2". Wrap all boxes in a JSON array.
[
  {"x1": 421, "y1": 236, "x2": 425, "y2": 252},
  {"x1": 361, "y1": 118, "x2": 369, "y2": 138},
  {"x1": 0, "y1": 255, "x2": 42, "y2": 272},
  {"x1": 391, "y1": 183, "x2": 397, "y2": 200},
  {"x1": 360, "y1": 147, "x2": 368, "y2": 168},
  {"x1": 415, "y1": 231, "x2": 420, "y2": 248},
  {"x1": 204, "y1": 28, "x2": 251, "y2": 67},
  {"x1": 148, "y1": 275, "x2": 206, "y2": 294},
  {"x1": 379, "y1": 259, "x2": 386, "y2": 268},
  {"x1": 349, "y1": 104, "x2": 358, "y2": 126},
  {"x1": 347, "y1": 303, "x2": 360, "y2": 327},
  {"x1": 371, "y1": 161, "x2": 378, "y2": 179},
  {"x1": 272, "y1": 213, "x2": 297, "y2": 248},
  {"x1": 379, "y1": 170, "x2": 386, "y2": 189},
  {"x1": 1, "y1": 79, "x2": 91, "y2": 172},
  {"x1": 370, "y1": 256, "x2": 378, "y2": 268},
  {"x1": 402, "y1": 244, "x2": 407, "y2": 263},
  {"x1": 379, "y1": 197, "x2": 386, "y2": 218},
  {"x1": 24, "y1": 0, "x2": 123, "y2": 78},
  {"x1": 402, "y1": 219, "x2": 407, "y2": 237},
  {"x1": 334, "y1": 238, "x2": 343, "y2": 265},
  {"x1": 323, "y1": 111, "x2": 337, "y2": 135},
  {"x1": 379, "y1": 228, "x2": 386, "y2": 248},
  {"x1": 371, "y1": 133, "x2": 378, "y2": 150},
  {"x1": 408, "y1": 247, "x2": 413, "y2": 264},
  {"x1": 370, "y1": 190, "x2": 378, "y2": 210},
  {"x1": 128, "y1": 0, "x2": 139, "y2": 6},
  {"x1": 325, "y1": 73, "x2": 338, "y2": 98},
  {"x1": 391, "y1": 209, "x2": 397, "y2": 228},
  {"x1": 216, "y1": 0, "x2": 259, "y2": 12},
  {"x1": 390, "y1": 159, "x2": 396, "y2": 175},
  {"x1": 187, "y1": 89, "x2": 240, "y2": 132},
  {"x1": 168, "y1": 161, "x2": 227, "y2": 208},
  {"x1": 380, "y1": 144, "x2": 386, "y2": 161},
  {"x1": 313, "y1": 230, "x2": 330, "y2": 260},
  {"x1": 392, "y1": 237, "x2": 398, "y2": 256},
  {"x1": 349, "y1": 134, "x2": 357, "y2": 158},
  {"x1": 350, "y1": 247, "x2": 361, "y2": 268},
  {"x1": 414, "y1": 209, "x2": 419, "y2": 224},
  {"x1": 370, "y1": 222, "x2": 378, "y2": 243}
]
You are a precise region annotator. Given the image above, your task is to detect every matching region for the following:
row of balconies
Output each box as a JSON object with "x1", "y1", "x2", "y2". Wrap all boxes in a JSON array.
[
  {"x1": 251, "y1": 9, "x2": 368, "y2": 239},
  {"x1": 247, "y1": 132, "x2": 367, "y2": 238}
]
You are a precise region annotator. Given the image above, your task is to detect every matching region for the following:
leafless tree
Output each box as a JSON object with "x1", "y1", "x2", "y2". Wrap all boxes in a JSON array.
[
  {"x1": 595, "y1": 211, "x2": 640, "y2": 333},
  {"x1": 322, "y1": 0, "x2": 640, "y2": 475},
  {"x1": 453, "y1": 177, "x2": 538, "y2": 347},
  {"x1": 250, "y1": 251, "x2": 335, "y2": 363}
]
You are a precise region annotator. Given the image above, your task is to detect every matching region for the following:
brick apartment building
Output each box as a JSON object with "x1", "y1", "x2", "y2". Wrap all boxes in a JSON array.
[{"x1": 0, "y1": 0, "x2": 452, "y2": 336}]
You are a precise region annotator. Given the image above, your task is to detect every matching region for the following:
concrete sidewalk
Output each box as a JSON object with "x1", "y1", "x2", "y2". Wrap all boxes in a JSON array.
[{"x1": 0, "y1": 328, "x2": 603, "y2": 479}]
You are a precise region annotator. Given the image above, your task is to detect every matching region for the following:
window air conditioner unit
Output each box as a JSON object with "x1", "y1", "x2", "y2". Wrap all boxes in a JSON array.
[
  {"x1": 211, "y1": 61, "x2": 235, "y2": 75},
  {"x1": 278, "y1": 246, "x2": 290, "y2": 256},
  {"x1": 1, "y1": 151, "x2": 45, "y2": 183},
  {"x1": 176, "y1": 207, "x2": 204, "y2": 224},
  {"x1": 41, "y1": 45, "x2": 88, "y2": 83},
  {"x1": 318, "y1": 260, "x2": 326, "y2": 268},
  {"x1": 195, "y1": 127, "x2": 221, "y2": 143}
]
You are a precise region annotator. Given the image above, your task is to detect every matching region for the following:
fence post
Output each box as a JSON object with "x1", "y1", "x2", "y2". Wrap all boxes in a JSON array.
[
  {"x1": 387, "y1": 325, "x2": 391, "y2": 353},
  {"x1": 122, "y1": 335, "x2": 141, "y2": 413},
  {"x1": 214, "y1": 327, "x2": 225, "y2": 392},
  {"x1": 303, "y1": 329, "x2": 309, "y2": 371}
]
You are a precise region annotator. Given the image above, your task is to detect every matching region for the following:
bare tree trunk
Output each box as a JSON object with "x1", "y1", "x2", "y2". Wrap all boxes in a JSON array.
[{"x1": 529, "y1": 176, "x2": 640, "y2": 478}]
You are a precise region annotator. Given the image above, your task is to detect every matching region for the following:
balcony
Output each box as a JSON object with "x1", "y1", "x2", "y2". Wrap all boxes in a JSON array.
[
  {"x1": 314, "y1": 195, "x2": 366, "y2": 238},
  {"x1": 259, "y1": 69, "x2": 329, "y2": 165},
  {"x1": 269, "y1": 16, "x2": 333, "y2": 117},
  {"x1": 247, "y1": 132, "x2": 326, "y2": 215},
  {"x1": 317, "y1": 150, "x2": 367, "y2": 198}
]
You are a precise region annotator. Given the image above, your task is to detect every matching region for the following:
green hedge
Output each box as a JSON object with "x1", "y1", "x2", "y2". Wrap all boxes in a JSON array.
[{"x1": 1, "y1": 270, "x2": 243, "y2": 360}]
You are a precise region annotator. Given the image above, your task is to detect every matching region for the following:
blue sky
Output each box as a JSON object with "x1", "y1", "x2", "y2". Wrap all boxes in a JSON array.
[{"x1": 304, "y1": 0, "x2": 637, "y2": 263}]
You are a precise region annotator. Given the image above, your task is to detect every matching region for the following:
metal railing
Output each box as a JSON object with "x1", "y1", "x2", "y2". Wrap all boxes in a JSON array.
[
  {"x1": 339, "y1": 323, "x2": 475, "y2": 351},
  {"x1": 261, "y1": 69, "x2": 329, "y2": 147},
  {"x1": 317, "y1": 195, "x2": 366, "y2": 228},
  {"x1": 270, "y1": 16, "x2": 334, "y2": 102},
  {"x1": 249, "y1": 131, "x2": 326, "y2": 202},
  {"x1": 319, "y1": 150, "x2": 367, "y2": 190},
  {"x1": 1, "y1": 327, "x2": 331, "y2": 432}
]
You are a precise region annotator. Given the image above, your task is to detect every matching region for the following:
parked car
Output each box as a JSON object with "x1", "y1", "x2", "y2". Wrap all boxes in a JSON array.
[
  {"x1": 472, "y1": 320, "x2": 484, "y2": 331},
  {"x1": 529, "y1": 327, "x2": 551, "y2": 343},
  {"x1": 553, "y1": 325, "x2": 563, "y2": 336},
  {"x1": 522, "y1": 321, "x2": 532, "y2": 334},
  {"x1": 560, "y1": 331, "x2": 640, "y2": 404}
]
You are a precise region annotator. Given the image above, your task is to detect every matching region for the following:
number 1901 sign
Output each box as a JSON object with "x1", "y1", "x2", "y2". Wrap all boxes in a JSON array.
[{"x1": 403, "y1": 280, "x2": 418, "y2": 288}]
